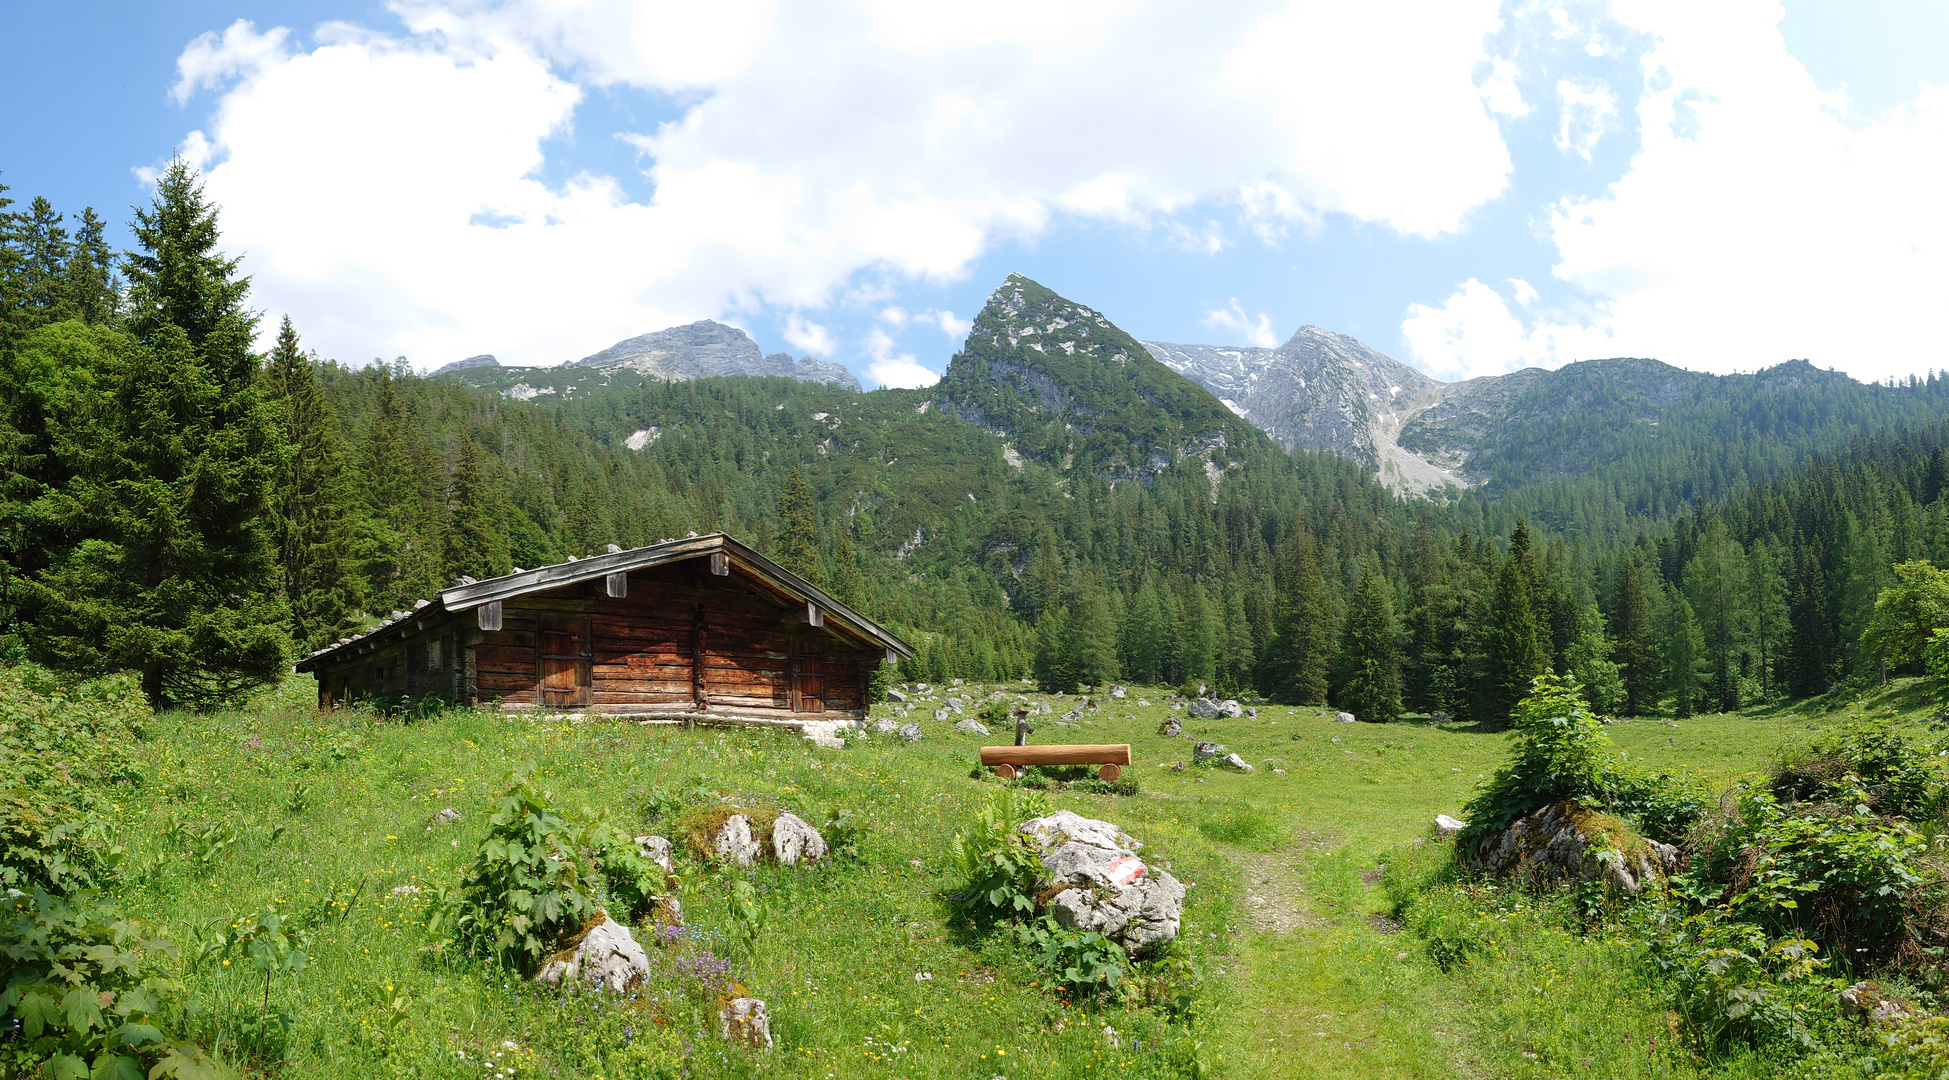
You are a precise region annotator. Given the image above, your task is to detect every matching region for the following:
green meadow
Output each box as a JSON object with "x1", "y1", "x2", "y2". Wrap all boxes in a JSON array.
[{"x1": 67, "y1": 677, "x2": 1900, "y2": 1080}]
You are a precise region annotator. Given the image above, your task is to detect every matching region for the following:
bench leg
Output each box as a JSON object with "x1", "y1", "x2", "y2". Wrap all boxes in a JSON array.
[
  {"x1": 994, "y1": 764, "x2": 1019, "y2": 780},
  {"x1": 1098, "y1": 763, "x2": 1121, "y2": 782}
]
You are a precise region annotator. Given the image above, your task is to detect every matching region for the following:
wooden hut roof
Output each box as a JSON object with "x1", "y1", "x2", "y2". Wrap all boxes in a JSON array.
[{"x1": 297, "y1": 532, "x2": 914, "y2": 672}]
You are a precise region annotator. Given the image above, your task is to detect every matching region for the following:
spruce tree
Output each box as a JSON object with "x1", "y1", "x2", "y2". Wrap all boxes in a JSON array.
[
  {"x1": 1484, "y1": 540, "x2": 1549, "y2": 726},
  {"x1": 263, "y1": 316, "x2": 366, "y2": 648},
  {"x1": 1661, "y1": 594, "x2": 1708, "y2": 716},
  {"x1": 1329, "y1": 557, "x2": 1401, "y2": 722},
  {"x1": 445, "y1": 436, "x2": 511, "y2": 583},
  {"x1": 1610, "y1": 557, "x2": 1658, "y2": 716},
  {"x1": 774, "y1": 466, "x2": 821, "y2": 583},
  {"x1": 20, "y1": 158, "x2": 288, "y2": 706},
  {"x1": 1786, "y1": 543, "x2": 1837, "y2": 696},
  {"x1": 1261, "y1": 526, "x2": 1331, "y2": 704}
]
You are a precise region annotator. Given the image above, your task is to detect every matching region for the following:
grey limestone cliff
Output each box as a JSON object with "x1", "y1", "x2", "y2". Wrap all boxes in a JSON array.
[
  {"x1": 431, "y1": 354, "x2": 499, "y2": 376},
  {"x1": 1144, "y1": 327, "x2": 1463, "y2": 494}
]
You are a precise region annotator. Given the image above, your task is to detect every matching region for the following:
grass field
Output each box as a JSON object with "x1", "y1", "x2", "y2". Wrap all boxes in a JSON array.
[{"x1": 97, "y1": 679, "x2": 1919, "y2": 1078}]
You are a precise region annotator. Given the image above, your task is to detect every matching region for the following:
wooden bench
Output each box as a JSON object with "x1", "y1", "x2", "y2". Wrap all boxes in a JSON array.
[{"x1": 979, "y1": 743, "x2": 1132, "y2": 782}]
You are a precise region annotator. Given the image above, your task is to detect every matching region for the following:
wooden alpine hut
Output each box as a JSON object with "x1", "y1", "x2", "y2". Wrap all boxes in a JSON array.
[{"x1": 296, "y1": 533, "x2": 913, "y2": 726}]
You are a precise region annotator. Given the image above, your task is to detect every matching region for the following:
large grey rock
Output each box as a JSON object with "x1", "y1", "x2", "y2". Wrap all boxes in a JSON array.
[
  {"x1": 1433, "y1": 815, "x2": 1466, "y2": 839},
  {"x1": 897, "y1": 722, "x2": 923, "y2": 743},
  {"x1": 1466, "y1": 799, "x2": 1678, "y2": 895},
  {"x1": 1188, "y1": 698, "x2": 1223, "y2": 719},
  {"x1": 954, "y1": 718, "x2": 991, "y2": 736},
  {"x1": 1158, "y1": 716, "x2": 1182, "y2": 737},
  {"x1": 1840, "y1": 981, "x2": 1916, "y2": 1027},
  {"x1": 1336, "y1": 712, "x2": 1357, "y2": 724},
  {"x1": 719, "y1": 996, "x2": 774, "y2": 1050},
  {"x1": 870, "y1": 717, "x2": 902, "y2": 735},
  {"x1": 886, "y1": 688, "x2": 908, "y2": 703},
  {"x1": 709, "y1": 814, "x2": 761, "y2": 868},
  {"x1": 945, "y1": 696, "x2": 967, "y2": 711},
  {"x1": 569, "y1": 319, "x2": 861, "y2": 391},
  {"x1": 1219, "y1": 752, "x2": 1253, "y2": 772},
  {"x1": 933, "y1": 708, "x2": 951, "y2": 721},
  {"x1": 770, "y1": 812, "x2": 827, "y2": 865},
  {"x1": 1110, "y1": 685, "x2": 1127, "y2": 699},
  {"x1": 634, "y1": 834, "x2": 675, "y2": 874},
  {"x1": 1018, "y1": 811, "x2": 1182, "y2": 952},
  {"x1": 536, "y1": 913, "x2": 651, "y2": 993},
  {"x1": 1191, "y1": 741, "x2": 1228, "y2": 764}
]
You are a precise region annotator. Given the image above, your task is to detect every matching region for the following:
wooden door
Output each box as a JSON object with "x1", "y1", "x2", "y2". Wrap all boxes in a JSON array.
[
  {"x1": 539, "y1": 614, "x2": 592, "y2": 708},
  {"x1": 792, "y1": 638, "x2": 824, "y2": 714}
]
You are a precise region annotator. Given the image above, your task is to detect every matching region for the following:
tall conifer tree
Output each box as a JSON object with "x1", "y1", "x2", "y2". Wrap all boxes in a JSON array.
[
  {"x1": 263, "y1": 316, "x2": 365, "y2": 648},
  {"x1": 1261, "y1": 525, "x2": 1332, "y2": 704},
  {"x1": 1330, "y1": 557, "x2": 1401, "y2": 722},
  {"x1": 774, "y1": 466, "x2": 821, "y2": 583},
  {"x1": 1611, "y1": 557, "x2": 1658, "y2": 716},
  {"x1": 1484, "y1": 530, "x2": 1549, "y2": 726}
]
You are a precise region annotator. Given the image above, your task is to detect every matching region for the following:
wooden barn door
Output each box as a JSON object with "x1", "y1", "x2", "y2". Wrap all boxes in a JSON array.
[
  {"x1": 791, "y1": 638, "x2": 824, "y2": 714},
  {"x1": 539, "y1": 614, "x2": 592, "y2": 708}
]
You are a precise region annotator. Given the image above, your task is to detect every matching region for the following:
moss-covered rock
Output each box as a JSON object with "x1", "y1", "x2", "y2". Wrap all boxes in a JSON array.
[{"x1": 1465, "y1": 798, "x2": 1678, "y2": 895}]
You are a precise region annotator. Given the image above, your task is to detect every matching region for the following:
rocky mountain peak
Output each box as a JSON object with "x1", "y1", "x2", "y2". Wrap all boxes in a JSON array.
[
  {"x1": 568, "y1": 319, "x2": 861, "y2": 391},
  {"x1": 431, "y1": 354, "x2": 499, "y2": 376}
]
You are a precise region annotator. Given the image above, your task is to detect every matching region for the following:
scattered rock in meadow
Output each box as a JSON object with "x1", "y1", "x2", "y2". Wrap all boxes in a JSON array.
[
  {"x1": 887, "y1": 688, "x2": 908, "y2": 702},
  {"x1": 709, "y1": 814, "x2": 762, "y2": 868},
  {"x1": 1219, "y1": 753, "x2": 1253, "y2": 772},
  {"x1": 432, "y1": 807, "x2": 462, "y2": 826},
  {"x1": 1841, "y1": 981, "x2": 1916, "y2": 1027},
  {"x1": 770, "y1": 812, "x2": 827, "y2": 865},
  {"x1": 933, "y1": 708, "x2": 951, "y2": 721},
  {"x1": 1018, "y1": 810, "x2": 1183, "y2": 952},
  {"x1": 955, "y1": 718, "x2": 991, "y2": 737},
  {"x1": 719, "y1": 996, "x2": 774, "y2": 1050},
  {"x1": 1110, "y1": 685, "x2": 1127, "y2": 699},
  {"x1": 1433, "y1": 815, "x2": 1466, "y2": 839},
  {"x1": 1158, "y1": 716, "x2": 1183, "y2": 737},
  {"x1": 1246, "y1": 706, "x2": 1258, "y2": 719},
  {"x1": 897, "y1": 722, "x2": 923, "y2": 743},
  {"x1": 1336, "y1": 712, "x2": 1357, "y2": 724},
  {"x1": 535, "y1": 912, "x2": 651, "y2": 993},
  {"x1": 635, "y1": 834, "x2": 675, "y2": 874},
  {"x1": 1137, "y1": 698, "x2": 1151, "y2": 707},
  {"x1": 1191, "y1": 741, "x2": 1228, "y2": 764},
  {"x1": 1188, "y1": 698, "x2": 1221, "y2": 719},
  {"x1": 945, "y1": 697, "x2": 967, "y2": 712},
  {"x1": 1466, "y1": 799, "x2": 1677, "y2": 895},
  {"x1": 870, "y1": 718, "x2": 902, "y2": 735},
  {"x1": 1430, "y1": 711, "x2": 1451, "y2": 725},
  {"x1": 914, "y1": 682, "x2": 931, "y2": 693}
]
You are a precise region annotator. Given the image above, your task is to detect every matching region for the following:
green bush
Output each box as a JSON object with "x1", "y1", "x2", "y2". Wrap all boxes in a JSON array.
[
  {"x1": 1683, "y1": 787, "x2": 1924, "y2": 959},
  {"x1": 1772, "y1": 718, "x2": 1944, "y2": 819},
  {"x1": 948, "y1": 788, "x2": 1047, "y2": 926},
  {"x1": 0, "y1": 889, "x2": 235, "y2": 1079},
  {"x1": 429, "y1": 763, "x2": 666, "y2": 972},
  {"x1": 0, "y1": 664, "x2": 149, "y2": 894},
  {"x1": 1458, "y1": 675, "x2": 1611, "y2": 851},
  {"x1": 1602, "y1": 763, "x2": 1708, "y2": 845},
  {"x1": 1643, "y1": 908, "x2": 1836, "y2": 1051}
]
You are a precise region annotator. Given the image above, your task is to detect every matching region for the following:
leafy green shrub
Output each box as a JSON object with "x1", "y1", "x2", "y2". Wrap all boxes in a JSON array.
[
  {"x1": 1458, "y1": 675, "x2": 1611, "y2": 851},
  {"x1": 1, "y1": 889, "x2": 235, "y2": 1079},
  {"x1": 1603, "y1": 763, "x2": 1708, "y2": 845},
  {"x1": 1684, "y1": 787, "x2": 1924, "y2": 959},
  {"x1": 948, "y1": 788, "x2": 1048, "y2": 926},
  {"x1": 1643, "y1": 908, "x2": 1836, "y2": 1051},
  {"x1": 428, "y1": 763, "x2": 665, "y2": 972},
  {"x1": 1772, "y1": 719, "x2": 1944, "y2": 819},
  {"x1": 1014, "y1": 916, "x2": 1129, "y2": 992},
  {"x1": 0, "y1": 664, "x2": 148, "y2": 894}
]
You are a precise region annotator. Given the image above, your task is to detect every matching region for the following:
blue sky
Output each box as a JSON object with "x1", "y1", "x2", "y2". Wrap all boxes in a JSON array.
[{"x1": 5, "y1": 1, "x2": 1948, "y2": 387}]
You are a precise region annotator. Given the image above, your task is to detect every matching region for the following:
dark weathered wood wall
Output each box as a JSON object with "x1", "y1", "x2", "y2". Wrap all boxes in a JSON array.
[{"x1": 316, "y1": 560, "x2": 873, "y2": 717}]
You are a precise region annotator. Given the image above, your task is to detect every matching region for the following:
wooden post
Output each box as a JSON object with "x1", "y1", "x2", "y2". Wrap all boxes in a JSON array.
[
  {"x1": 710, "y1": 551, "x2": 729, "y2": 577},
  {"x1": 691, "y1": 603, "x2": 708, "y2": 712},
  {"x1": 477, "y1": 600, "x2": 503, "y2": 631},
  {"x1": 606, "y1": 571, "x2": 627, "y2": 598},
  {"x1": 806, "y1": 601, "x2": 823, "y2": 628}
]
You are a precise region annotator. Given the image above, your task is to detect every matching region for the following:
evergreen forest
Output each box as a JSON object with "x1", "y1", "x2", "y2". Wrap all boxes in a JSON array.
[{"x1": 7, "y1": 163, "x2": 1949, "y2": 724}]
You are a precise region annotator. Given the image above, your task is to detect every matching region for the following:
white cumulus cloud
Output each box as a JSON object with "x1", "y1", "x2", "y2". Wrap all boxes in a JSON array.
[
  {"x1": 163, "y1": 0, "x2": 1519, "y2": 370},
  {"x1": 783, "y1": 314, "x2": 836, "y2": 357},
  {"x1": 863, "y1": 328, "x2": 941, "y2": 389},
  {"x1": 1201, "y1": 299, "x2": 1279, "y2": 348}
]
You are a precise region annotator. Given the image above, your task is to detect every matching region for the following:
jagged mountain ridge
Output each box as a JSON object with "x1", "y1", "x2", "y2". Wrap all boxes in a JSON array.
[
  {"x1": 437, "y1": 319, "x2": 861, "y2": 400},
  {"x1": 935, "y1": 273, "x2": 1267, "y2": 489},
  {"x1": 1147, "y1": 326, "x2": 1942, "y2": 498},
  {"x1": 1143, "y1": 327, "x2": 1458, "y2": 493}
]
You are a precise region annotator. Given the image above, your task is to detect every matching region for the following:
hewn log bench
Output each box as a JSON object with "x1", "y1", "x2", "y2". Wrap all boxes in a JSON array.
[{"x1": 979, "y1": 743, "x2": 1132, "y2": 782}]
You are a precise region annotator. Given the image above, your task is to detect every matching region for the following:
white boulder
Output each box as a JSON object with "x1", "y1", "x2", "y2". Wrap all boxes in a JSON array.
[
  {"x1": 1018, "y1": 811, "x2": 1182, "y2": 952},
  {"x1": 1433, "y1": 815, "x2": 1466, "y2": 839},
  {"x1": 635, "y1": 834, "x2": 675, "y2": 873},
  {"x1": 710, "y1": 815, "x2": 762, "y2": 868},
  {"x1": 535, "y1": 913, "x2": 651, "y2": 993},
  {"x1": 955, "y1": 718, "x2": 991, "y2": 736},
  {"x1": 1336, "y1": 712, "x2": 1356, "y2": 724},
  {"x1": 770, "y1": 812, "x2": 827, "y2": 865},
  {"x1": 719, "y1": 996, "x2": 774, "y2": 1050},
  {"x1": 897, "y1": 722, "x2": 923, "y2": 742}
]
